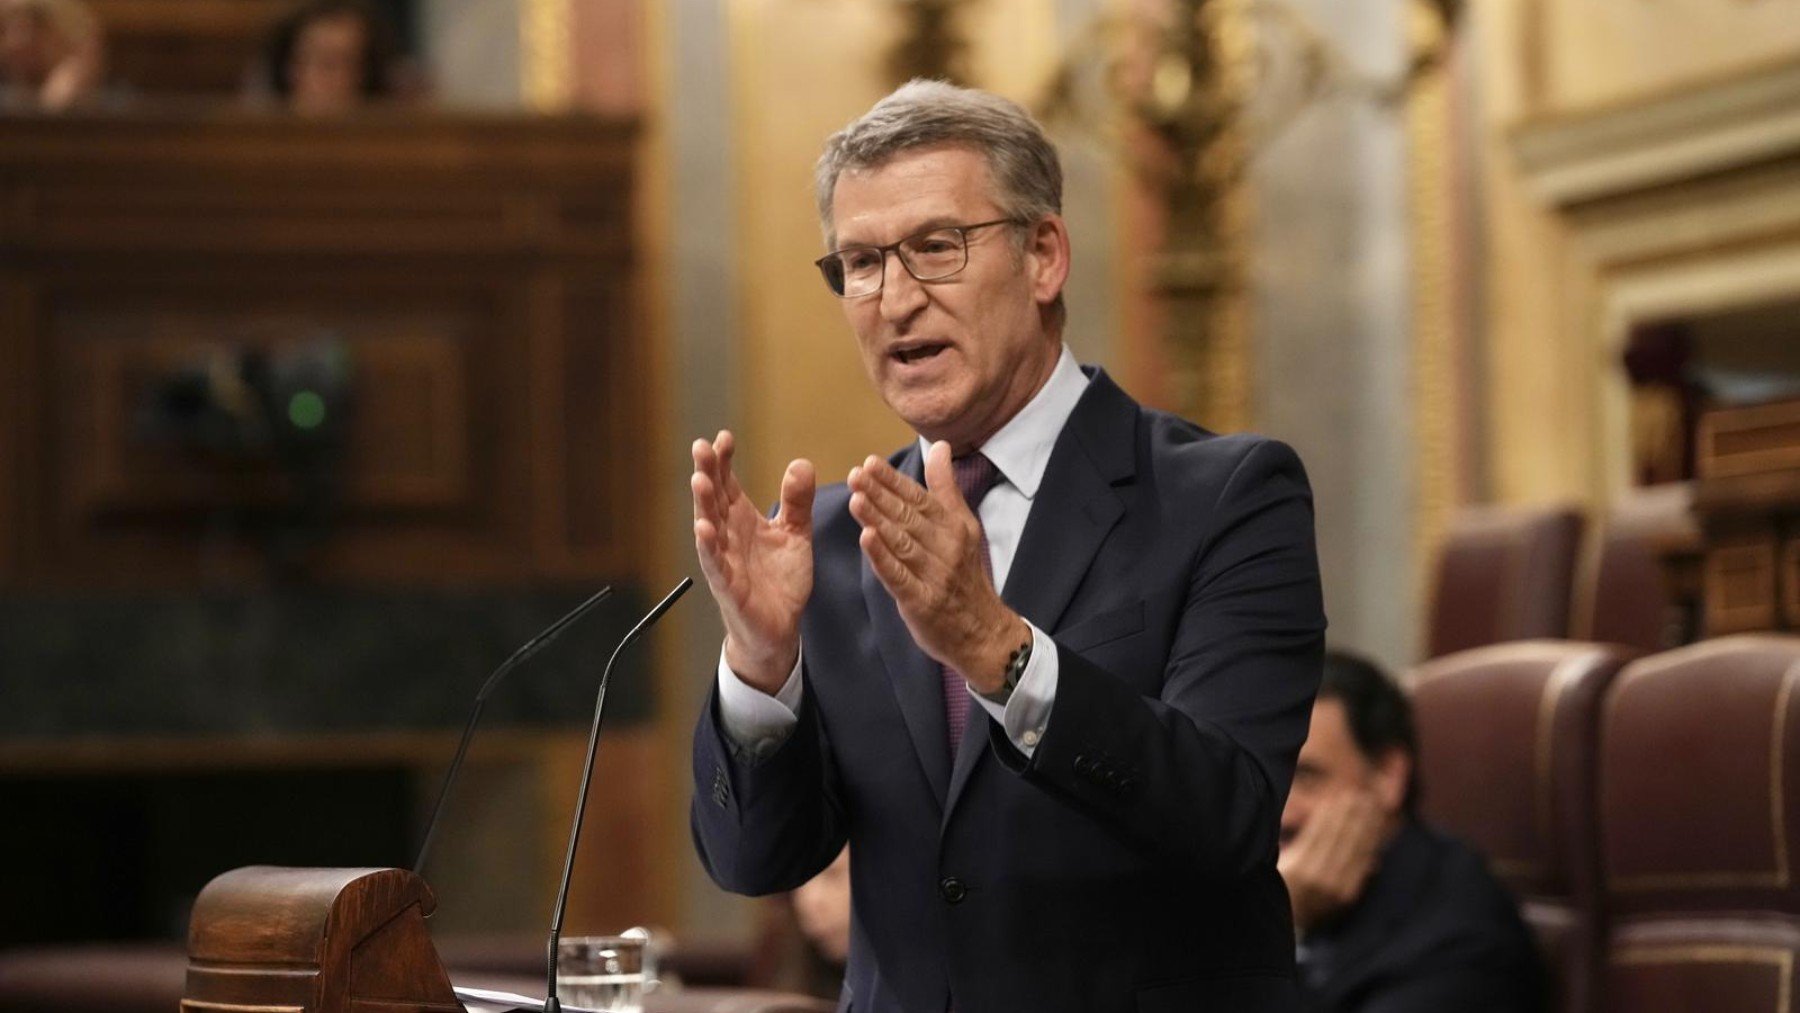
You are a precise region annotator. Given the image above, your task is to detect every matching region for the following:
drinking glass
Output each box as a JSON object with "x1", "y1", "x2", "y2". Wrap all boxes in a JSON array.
[{"x1": 556, "y1": 935, "x2": 645, "y2": 1013}]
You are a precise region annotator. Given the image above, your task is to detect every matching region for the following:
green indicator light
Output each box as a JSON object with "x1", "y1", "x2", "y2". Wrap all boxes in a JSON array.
[{"x1": 288, "y1": 390, "x2": 327, "y2": 430}]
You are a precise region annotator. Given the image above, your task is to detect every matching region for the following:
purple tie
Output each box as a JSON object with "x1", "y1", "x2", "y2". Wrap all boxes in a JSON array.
[{"x1": 943, "y1": 452, "x2": 1001, "y2": 758}]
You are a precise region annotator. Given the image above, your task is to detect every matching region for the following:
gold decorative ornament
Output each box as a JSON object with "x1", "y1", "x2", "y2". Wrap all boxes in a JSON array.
[{"x1": 1044, "y1": 0, "x2": 1462, "y2": 430}]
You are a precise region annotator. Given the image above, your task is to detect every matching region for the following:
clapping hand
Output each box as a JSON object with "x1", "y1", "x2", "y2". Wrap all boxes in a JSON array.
[{"x1": 846, "y1": 441, "x2": 1028, "y2": 694}]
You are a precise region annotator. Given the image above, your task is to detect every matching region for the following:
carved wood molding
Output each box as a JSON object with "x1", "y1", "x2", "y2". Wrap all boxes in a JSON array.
[
  {"x1": 0, "y1": 111, "x2": 638, "y2": 185},
  {"x1": 1513, "y1": 57, "x2": 1800, "y2": 209}
]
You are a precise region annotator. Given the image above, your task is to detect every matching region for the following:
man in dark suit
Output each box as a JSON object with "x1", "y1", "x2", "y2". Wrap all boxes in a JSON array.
[
  {"x1": 1283, "y1": 653, "x2": 1545, "y2": 1013},
  {"x1": 689, "y1": 80, "x2": 1327, "y2": 1013}
]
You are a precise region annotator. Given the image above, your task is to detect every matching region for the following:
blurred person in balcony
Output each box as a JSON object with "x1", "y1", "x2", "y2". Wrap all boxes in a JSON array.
[
  {"x1": 256, "y1": 0, "x2": 407, "y2": 115},
  {"x1": 1282, "y1": 652, "x2": 1545, "y2": 1013},
  {"x1": 0, "y1": 0, "x2": 104, "y2": 111}
]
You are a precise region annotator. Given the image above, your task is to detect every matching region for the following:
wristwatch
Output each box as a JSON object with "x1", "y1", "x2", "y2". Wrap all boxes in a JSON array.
[{"x1": 981, "y1": 636, "x2": 1033, "y2": 706}]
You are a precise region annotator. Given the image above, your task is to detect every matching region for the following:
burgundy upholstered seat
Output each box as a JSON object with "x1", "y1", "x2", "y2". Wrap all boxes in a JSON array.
[
  {"x1": 1426, "y1": 505, "x2": 1586, "y2": 659},
  {"x1": 1598, "y1": 636, "x2": 1800, "y2": 1013},
  {"x1": 1411, "y1": 640, "x2": 1635, "y2": 1013},
  {"x1": 1572, "y1": 484, "x2": 1699, "y2": 653}
]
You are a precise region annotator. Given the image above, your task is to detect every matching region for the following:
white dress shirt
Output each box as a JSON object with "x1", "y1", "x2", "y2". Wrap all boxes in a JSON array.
[{"x1": 717, "y1": 345, "x2": 1090, "y2": 761}]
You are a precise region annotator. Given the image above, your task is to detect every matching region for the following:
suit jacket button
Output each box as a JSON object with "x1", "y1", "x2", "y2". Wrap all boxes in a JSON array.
[
  {"x1": 939, "y1": 877, "x2": 967, "y2": 904},
  {"x1": 1073, "y1": 755, "x2": 1092, "y2": 776}
]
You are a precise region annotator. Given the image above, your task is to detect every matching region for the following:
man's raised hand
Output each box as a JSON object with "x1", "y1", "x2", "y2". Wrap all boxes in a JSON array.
[
  {"x1": 847, "y1": 441, "x2": 1028, "y2": 694},
  {"x1": 691, "y1": 430, "x2": 816, "y2": 694}
]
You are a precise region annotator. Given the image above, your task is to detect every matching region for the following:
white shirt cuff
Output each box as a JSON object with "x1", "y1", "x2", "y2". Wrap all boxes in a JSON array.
[
  {"x1": 716, "y1": 642, "x2": 803, "y2": 760},
  {"x1": 968, "y1": 621, "x2": 1056, "y2": 758}
]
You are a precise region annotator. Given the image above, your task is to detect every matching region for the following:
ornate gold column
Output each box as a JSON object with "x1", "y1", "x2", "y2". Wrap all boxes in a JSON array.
[
  {"x1": 521, "y1": 0, "x2": 574, "y2": 111},
  {"x1": 886, "y1": 0, "x2": 976, "y2": 85},
  {"x1": 1043, "y1": 0, "x2": 1259, "y2": 432},
  {"x1": 1406, "y1": 3, "x2": 1465, "y2": 585},
  {"x1": 1153, "y1": 0, "x2": 1256, "y2": 433}
]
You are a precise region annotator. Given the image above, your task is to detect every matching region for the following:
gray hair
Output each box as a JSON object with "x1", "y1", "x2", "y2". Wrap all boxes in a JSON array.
[{"x1": 814, "y1": 79, "x2": 1063, "y2": 242}]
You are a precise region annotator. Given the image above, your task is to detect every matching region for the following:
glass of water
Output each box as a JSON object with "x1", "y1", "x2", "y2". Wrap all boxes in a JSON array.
[{"x1": 556, "y1": 935, "x2": 646, "y2": 1013}]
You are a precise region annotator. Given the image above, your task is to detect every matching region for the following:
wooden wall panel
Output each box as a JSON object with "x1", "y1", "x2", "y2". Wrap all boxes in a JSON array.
[
  {"x1": 557, "y1": 270, "x2": 643, "y2": 571},
  {"x1": 89, "y1": 0, "x2": 293, "y2": 96},
  {"x1": 0, "y1": 111, "x2": 667, "y2": 942},
  {"x1": 0, "y1": 111, "x2": 643, "y2": 589},
  {"x1": 53, "y1": 288, "x2": 475, "y2": 514},
  {"x1": 0, "y1": 281, "x2": 28, "y2": 578}
]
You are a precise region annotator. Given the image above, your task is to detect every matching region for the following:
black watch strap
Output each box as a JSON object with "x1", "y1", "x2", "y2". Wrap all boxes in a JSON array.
[{"x1": 982, "y1": 636, "x2": 1032, "y2": 706}]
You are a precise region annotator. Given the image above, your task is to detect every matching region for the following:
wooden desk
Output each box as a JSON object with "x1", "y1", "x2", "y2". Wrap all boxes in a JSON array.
[{"x1": 1691, "y1": 399, "x2": 1800, "y2": 634}]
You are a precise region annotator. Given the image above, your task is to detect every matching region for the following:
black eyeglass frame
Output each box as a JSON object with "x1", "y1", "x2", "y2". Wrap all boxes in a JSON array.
[{"x1": 813, "y1": 217, "x2": 1023, "y2": 298}]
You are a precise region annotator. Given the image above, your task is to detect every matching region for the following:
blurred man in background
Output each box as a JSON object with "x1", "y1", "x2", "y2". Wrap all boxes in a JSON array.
[
  {"x1": 1282, "y1": 652, "x2": 1545, "y2": 1013},
  {"x1": 0, "y1": 0, "x2": 103, "y2": 110}
]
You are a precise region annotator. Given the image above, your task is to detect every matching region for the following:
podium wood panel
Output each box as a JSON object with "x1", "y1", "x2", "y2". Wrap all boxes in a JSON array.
[{"x1": 183, "y1": 866, "x2": 462, "y2": 1013}]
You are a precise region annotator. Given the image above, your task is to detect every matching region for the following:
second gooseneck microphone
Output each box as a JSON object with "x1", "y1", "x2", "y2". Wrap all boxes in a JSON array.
[{"x1": 543, "y1": 576, "x2": 693, "y2": 1013}]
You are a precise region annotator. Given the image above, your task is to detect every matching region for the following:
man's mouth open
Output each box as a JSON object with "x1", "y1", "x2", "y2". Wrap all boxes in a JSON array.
[{"x1": 892, "y1": 343, "x2": 949, "y2": 365}]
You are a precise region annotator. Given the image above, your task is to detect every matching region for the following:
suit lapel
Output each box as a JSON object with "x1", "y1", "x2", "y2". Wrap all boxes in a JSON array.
[
  {"x1": 941, "y1": 369, "x2": 1137, "y2": 823},
  {"x1": 862, "y1": 444, "x2": 951, "y2": 807},
  {"x1": 1001, "y1": 369, "x2": 1134, "y2": 634}
]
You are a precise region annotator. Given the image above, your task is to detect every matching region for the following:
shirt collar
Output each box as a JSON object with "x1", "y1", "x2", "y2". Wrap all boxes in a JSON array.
[{"x1": 916, "y1": 344, "x2": 1088, "y2": 499}]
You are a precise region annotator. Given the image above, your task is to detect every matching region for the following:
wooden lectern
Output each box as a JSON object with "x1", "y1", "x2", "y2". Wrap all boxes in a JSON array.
[{"x1": 183, "y1": 866, "x2": 464, "y2": 1013}]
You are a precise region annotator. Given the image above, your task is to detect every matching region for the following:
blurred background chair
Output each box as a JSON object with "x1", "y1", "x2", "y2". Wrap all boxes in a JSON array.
[
  {"x1": 1410, "y1": 640, "x2": 1635, "y2": 1013},
  {"x1": 1597, "y1": 636, "x2": 1800, "y2": 1013},
  {"x1": 1572, "y1": 484, "x2": 1702, "y2": 653},
  {"x1": 1426, "y1": 506, "x2": 1587, "y2": 659}
]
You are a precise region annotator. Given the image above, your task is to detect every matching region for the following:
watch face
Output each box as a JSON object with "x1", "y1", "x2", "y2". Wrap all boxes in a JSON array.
[{"x1": 1005, "y1": 641, "x2": 1031, "y2": 688}]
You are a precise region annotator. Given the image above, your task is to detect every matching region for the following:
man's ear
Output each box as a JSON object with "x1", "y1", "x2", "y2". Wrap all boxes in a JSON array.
[
  {"x1": 1371, "y1": 747, "x2": 1411, "y2": 815},
  {"x1": 1025, "y1": 214, "x2": 1071, "y2": 307}
]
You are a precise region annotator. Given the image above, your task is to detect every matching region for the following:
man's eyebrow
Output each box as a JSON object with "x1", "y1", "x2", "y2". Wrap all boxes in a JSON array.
[
  {"x1": 905, "y1": 215, "x2": 970, "y2": 235},
  {"x1": 835, "y1": 215, "x2": 972, "y2": 249}
]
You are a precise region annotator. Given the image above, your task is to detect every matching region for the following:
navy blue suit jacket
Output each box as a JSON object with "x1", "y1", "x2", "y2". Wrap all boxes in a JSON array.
[{"x1": 692, "y1": 369, "x2": 1327, "y2": 1013}]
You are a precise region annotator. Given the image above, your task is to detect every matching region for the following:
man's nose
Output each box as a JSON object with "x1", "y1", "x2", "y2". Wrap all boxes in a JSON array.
[{"x1": 878, "y1": 250, "x2": 926, "y2": 323}]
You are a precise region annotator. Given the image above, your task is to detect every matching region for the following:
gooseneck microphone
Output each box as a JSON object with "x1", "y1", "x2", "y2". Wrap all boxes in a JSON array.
[
  {"x1": 544, "y1": 576, "x2": 693, "y2": 1013},
  {"x1": 413, "y1": 585, "x2": 615, "y2": 875}
]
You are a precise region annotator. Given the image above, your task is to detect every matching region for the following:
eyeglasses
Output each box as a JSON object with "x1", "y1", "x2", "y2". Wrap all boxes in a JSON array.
[{"x1": 814, "y1": 218, "x2": 1020, "y2": 299}]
